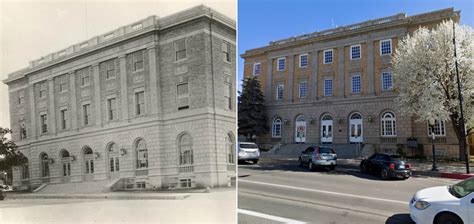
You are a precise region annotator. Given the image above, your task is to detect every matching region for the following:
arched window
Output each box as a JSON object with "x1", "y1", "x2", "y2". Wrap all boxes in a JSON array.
[
  {"x1": 40, "y1": 153, "x2": 49, "y2": 177},
  {"x1": 135, "y1": 139, "x2": 148, "y2": 169},
  {"x1": 60, "y1": 150, "x2": 71, "y2": 177},
  {"x1": 322, "y1": 114, "x2": 332, "y2": 121},
  {"x1": 381, "y1": 112, "x2": 397, "y2": 136},
  {"x1": 178, "y1": 133, "x2": 193, "y2": 173},
  {"x1": 83, "y1": 147, "x2": 93, "y2": 155},
  {"x1": 83, "y1": 147, "x2": 94, "y2": 175},
  {"x1": 272, "y1": 117, "x2": 282, "y2": 138},
  {"x1": 108, "y1": 142, "x2": 120, "y2": 174},
  {"x1": 60, "y1": 150, "x2": 70, "y2": 158},
  {"x1": 350, "y1": 113, "x2": 362, "y2": 120},
  {"x1": 226, "y1": 133, "x2": 235, "y2": 164}
]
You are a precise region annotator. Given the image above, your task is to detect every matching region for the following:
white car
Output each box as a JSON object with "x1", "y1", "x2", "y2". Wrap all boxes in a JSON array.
[
  {"x1": 409, "y1": 177, "x2": 474, "y2": 224},
  {"x1": 238, "y1": 142, "x2": 260, "y2": 164}
]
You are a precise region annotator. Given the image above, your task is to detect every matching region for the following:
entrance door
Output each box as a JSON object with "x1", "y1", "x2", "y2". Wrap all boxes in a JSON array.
[
  {"x1": 62, "y1": 160, "x2": 71, "y2": 182},
  {"x1": 321, "y1": 115, "x2": 333, "y2": 143},
  {"x1": 349, "y1": 113, "x2": 363, "y2": 143},
  {"x1": 109, "y1": 156, "x2": 120, "y2": 179},
  {"x1": 295, "y1": 115, "x2": 306, "y2": 143},
  {"x1": 83, "y1": 147, "x2": 94, "y2": 182}
]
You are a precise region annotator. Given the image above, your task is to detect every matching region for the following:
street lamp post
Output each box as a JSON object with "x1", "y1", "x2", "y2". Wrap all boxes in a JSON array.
[{"x1": 430, "y1": 125, "x2": 439, "y2": 172}]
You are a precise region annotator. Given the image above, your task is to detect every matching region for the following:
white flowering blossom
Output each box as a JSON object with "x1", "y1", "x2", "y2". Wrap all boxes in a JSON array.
[{"x1": 393, "y1": 20, "x2": 474, "y2": 137}]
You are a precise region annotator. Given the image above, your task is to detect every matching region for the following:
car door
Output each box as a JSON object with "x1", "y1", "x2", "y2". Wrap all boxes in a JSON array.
[
  {"x1": 300, "y1": 148, "x2": 310, "y2": 164},
  {"x1": 366, "y1": 154, "x2": 377, "y2": 173}
]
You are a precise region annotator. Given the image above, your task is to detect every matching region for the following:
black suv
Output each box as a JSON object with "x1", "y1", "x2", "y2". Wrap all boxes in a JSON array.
[{"x1": 360, "y1": 153, "x2": 412, "y2": 180}]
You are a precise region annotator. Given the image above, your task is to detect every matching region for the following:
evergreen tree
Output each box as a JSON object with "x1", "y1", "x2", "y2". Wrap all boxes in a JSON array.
[
  {"x1": 238, "y1": 77, "x2": 268, "y2": 141},
  {"x1": 0, "y1": 128, "x2": 27, "y2": 183}
]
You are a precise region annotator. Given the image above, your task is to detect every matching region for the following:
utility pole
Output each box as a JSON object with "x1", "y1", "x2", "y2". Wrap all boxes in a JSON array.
[{"x1": 452, "y1": 21, "x2": 470, "y2": 174}]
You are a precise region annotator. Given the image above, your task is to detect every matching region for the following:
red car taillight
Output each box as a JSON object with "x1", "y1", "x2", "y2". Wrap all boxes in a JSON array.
[
  {"x1": 405, "y1": 163, "x2": 411, "y2": 169},
  {"x1": 389, "y1": 163, "x2": 395, "y2": 169}
]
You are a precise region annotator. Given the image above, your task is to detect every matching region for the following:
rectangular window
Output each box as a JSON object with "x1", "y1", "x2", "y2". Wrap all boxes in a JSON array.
[
  {"x1": 135, "y1": 91, "x2": 145, "y2": 116},
  {"x1": 20, "y1": 121, "x2": 27, "y2": 140},
  {"x1": 324, "y1": 49, "x2": 333, "y2": 64},
  {"x1": 299, "y1": 54, "x2": 308, "y2": 68},
  {"x1": 380, "y1": 39, "x2": 392, "y2": 55},
  {"x1": 60, "y1": 109, "x2": 68, "y2": 130},
  {"x1": 382, "y1": 72, "x2": 393, "y2": 90},
  {"x1": 350, "y1": 45, "x2": 361, "y2": 60},
  {"x1": 276, "y1": 84, "x2": 284, "y2": 100},
  {"x1": 222, "y1": 42, "x2": 230, "y2": 62},
  {"x1": 253, "y1": 63, "x2": 261, "y2": 75},
  {"x1": 108, "y1": 98, "x2": 117, "y2": 121},
  {"x1": 324, "y1": 79, "x2": 333, "y2": 96},
  {"x1": 21, "y1": 163, "x2": 29, "y2": 180},
  {"x1": 58, "y1": 74, "x2": 68, "y2": 92},
  {"x1": 299, "y1": 81, "x2": 307, "y2": 98},
  {"x1": 131, "y1": 23, "x2": 143, "y2": 31},
  {"x1": 106, "y1": 59, "x2": 115, "y2": 79},
  {"x1": 79, "y1": 69, "x2": 90, "y2": 87},
  {"x1": 428, "y1": 120, "x2": 446, "y2": 136},
  {"x1": 174, "y1": 39, "x2": 186, "y2": 61},
  {"x1": 39, "y1": 82, "x2": 47, "y2": 98},
  {"x1": 277, "y1": 58, "x2": 285, "y2": 71},
  {"x1": 83, "y1": 104, "x2": 91, "y2": 125},
  {"x1": 224, "y1": 82, "x2": 232, "y2": 109},
  {"x1": 40, "y1": 114, "x2": 48, "y2": 133},
  {"x1": 351, "y1": 75, "x2": 361, "y2": 93},
  {"x1": 18, "y1": 91, "x2": 25, "y2": 105},
  {"x1": 133, "y1": 51, "x2": 144, "y2": 72},
  {"x1": 177, "y1": 83, "x2": 189, "y2": 110}
]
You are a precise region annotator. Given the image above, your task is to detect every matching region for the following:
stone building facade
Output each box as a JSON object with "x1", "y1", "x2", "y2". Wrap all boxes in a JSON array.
[
  {"x1": 241, "y1": 8, "x2": 462, "y2": 158},
  {"x1": 3, "y1": 5, "x2": 236, "y2": 190}
]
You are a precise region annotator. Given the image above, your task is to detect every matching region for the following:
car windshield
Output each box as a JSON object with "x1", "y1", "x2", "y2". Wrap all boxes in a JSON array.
[
  {"x1": 449, "y1": 177, "x2": 474, "y2": 198},
  {"x1": 319, "y1": 148, "x2": 334, "y2": 154},
  {"x1": 240, "y1": 143, "x2": 258, "y2": 149}
]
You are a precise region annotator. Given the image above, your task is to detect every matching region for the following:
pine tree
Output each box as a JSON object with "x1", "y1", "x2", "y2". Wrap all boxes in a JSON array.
[
  {"x1": 238, "y1": 77, "x2": 268, "y2": 141},
  {"x1": 0, "y1": 128, "x2": 27, "y2": 183}
]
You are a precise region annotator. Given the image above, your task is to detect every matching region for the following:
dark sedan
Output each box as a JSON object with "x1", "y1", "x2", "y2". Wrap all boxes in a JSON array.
[{"x1": 360, "y1": 153, "x2": 412, "y2": 180}]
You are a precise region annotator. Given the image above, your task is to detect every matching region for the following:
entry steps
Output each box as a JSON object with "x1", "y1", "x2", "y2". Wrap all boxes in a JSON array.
[{"x1": 37, "y1": 179, "x2": 113, "y2": 194}]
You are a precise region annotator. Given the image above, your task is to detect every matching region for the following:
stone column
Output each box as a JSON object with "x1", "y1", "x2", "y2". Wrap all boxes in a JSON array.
[
  {"x1": 311, "y1": 50, "x2": 318, "y2": 99},
  {"x1": 92, "y1": 63, "x2": 102, "y2": 127},
  {"x1": 266, "y1": 57, "x2": 273, "y2": 102},
  {"x1": 366, "y1": 40, "x2": 375, "y2": 95},
  {"x1": 287, "y1": 55, "x2": 294, "y2": 101},
  {"x1": 337, "y1": 46, "x2": 345, "y2": 97},
  {"x1": 69, "y1": 71, "x2": 78, "y2": 130},
  {"x1": 119, "y1": 55, "x2": 129, "y2": 121},
  {"x1": 28, "y1": 84, "x2": 37, "y2": 139},
  {"x1": 47, "y1": 78, "x2": 56, "y2": 134},
  {"x1": 147, "y1": 46, "x2": 159, "y2": 115}
]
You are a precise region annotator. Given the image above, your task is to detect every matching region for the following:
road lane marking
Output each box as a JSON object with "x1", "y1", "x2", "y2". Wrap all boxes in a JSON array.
[
  {"x1": 239, "y1": 179, "x2": 407, "y2": 205},
  {"x1": 238, "y1": 209, "x2": 306, "y2": 224}
]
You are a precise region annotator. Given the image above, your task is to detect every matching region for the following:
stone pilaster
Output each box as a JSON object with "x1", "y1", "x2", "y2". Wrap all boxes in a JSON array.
[
  {"x1": 366, "y1": 40, "x2": 375, "y2": 95},
  {"x1": 47, "y1": 78, "x2": 56, "y2": 134},
  {"x1": 287, "y1": 55, "x2": 294, "y2": 101},
  {"x1": 69, "y1": 71, "x2": 78, "y2": 130},
  {"x1": 147, "y1": 46, "x2": 159, "y2": 115},
  {"x1": 28, "y1": 84, "x2": 37, "y2": 139},
  {"x1": 311, "y1": 51, "x2": 318, "y2": 99},
  {"x1": 92, "y1": 63, "x2": 102, "y2": 126},
  {"x1": 119, "y1": 55, "x2": 129, "y2": 121},
  {"x1": 266, "y1": 58, "x2": 273, "y2": 102},
  {"x1": 337, "y1": 46, "x2": 345, "y2": 97}
]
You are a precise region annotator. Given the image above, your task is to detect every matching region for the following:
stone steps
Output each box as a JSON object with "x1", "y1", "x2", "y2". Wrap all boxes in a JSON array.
[{"x1": 37, "y1": 179, "x2": 114, "y2": 194}]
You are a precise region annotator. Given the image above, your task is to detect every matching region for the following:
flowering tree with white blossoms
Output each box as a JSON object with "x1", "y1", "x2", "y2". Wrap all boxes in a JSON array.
[{"x1": 393, "y1": 20, "x2": 474, "y2": 160}]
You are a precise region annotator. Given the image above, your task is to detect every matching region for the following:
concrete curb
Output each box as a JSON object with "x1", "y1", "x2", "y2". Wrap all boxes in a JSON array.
[
  {"x1": 440, "y1": 173, "x2": 474, "y2": 180},
  {"x1": 5, "y1": 193, "x2": 191, "y2": 200}
]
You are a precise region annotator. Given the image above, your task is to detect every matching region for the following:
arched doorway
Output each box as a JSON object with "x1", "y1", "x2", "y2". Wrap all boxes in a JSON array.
[
  {"x1": 321, "y1": 114, "x2": 333, "y2": 143},
  {"x1": 60, "y1": 150, "x2": 71, "y2": 183},
  {"x1": 107, "y1": 142, "x2": 120, "y2": 179},
  {"x1": 40, "y1": 153, "x2": 50, "y2": 183},
  {"x1": 295, "y1": 115, "x2": 306, "y2": 143},
  {"x1": 82, "y1": 147, "x2": 94, "y2": 182},
  {"x1": 349, "y1": 113, "x2": 363, "y2": 143}
]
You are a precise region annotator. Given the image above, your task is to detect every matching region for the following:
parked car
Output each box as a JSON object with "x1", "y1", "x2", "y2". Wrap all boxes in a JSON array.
[
  {"x1": 360, "y1": 153, "x2": 411, "y2": 180},
  {"x1": 298, "y1": 146, "x2": 337, "y2": 171},
  {"x1": 410, "y1": 177, "x2": 474, "y2": 224},
  {"x1": 238, "y1": 142, "x2": 260, "y2": 164}
]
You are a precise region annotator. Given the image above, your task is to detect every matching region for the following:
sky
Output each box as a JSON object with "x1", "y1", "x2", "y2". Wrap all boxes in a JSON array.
[
  {"x1": 0, "y1": 0, "x2": 236, "y2": 129},
  {"x1": 238, "y1": 0, "x2": 474, "y2": 91}
]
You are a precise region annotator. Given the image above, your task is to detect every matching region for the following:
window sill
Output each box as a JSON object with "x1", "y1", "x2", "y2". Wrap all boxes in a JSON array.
[
  {"x1": 106, "y1": 77, "x2": 117, "y2": 81},
  {"x1": 132, "y1": 69, "x2": 144, "y2": 74},
  {"x1": 80, "y1": 84, "x2": 91, "y2": 88},
  {"x1": 223, "y1": 60, "x2": 232, "y2": 65},
  {"x1": 350, "y1": 58, "x2": 361, "y2": 61},
  {"x1": 174, "y1": 58, "x2": 187, "y2": 64}
]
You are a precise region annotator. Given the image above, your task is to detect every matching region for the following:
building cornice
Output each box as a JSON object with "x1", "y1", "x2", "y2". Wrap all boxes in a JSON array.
[
  {"x1": 241, "y1": 8, "x2": 459, "y2": 59},
  {"x1": 3, "y1": 5, "x2": 236, "y2": 85}
]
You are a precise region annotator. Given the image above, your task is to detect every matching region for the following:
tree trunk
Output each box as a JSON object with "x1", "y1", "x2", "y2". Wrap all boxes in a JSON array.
[{"x1": 450, "y1": 115, "x2": 467, "y2": 161}]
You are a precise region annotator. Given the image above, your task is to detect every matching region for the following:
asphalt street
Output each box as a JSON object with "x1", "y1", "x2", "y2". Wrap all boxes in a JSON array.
[
  {"x1": 0, "y1": 189, "x2": 236, "y2": 224},
  {"x1": 238, "y1": 158, "x2": 458, "y2": 224}
]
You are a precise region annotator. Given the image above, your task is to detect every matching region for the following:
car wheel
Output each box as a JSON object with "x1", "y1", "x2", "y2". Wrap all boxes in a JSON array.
[
  {"x1": 360, "y1": 164, "x2": 367, "y2": 173},
  {"x1": 380, "y1": 169, "x2": 390, "y2": 180},
  {"x1": 308, "y1": 161, "x2": 314, "y2": 171},
  {"x1": 329, "y1": 165, "x2": 335, "y2": 171},
  {"x1": 435, "y1": 212, "x2": 463, "y2": 224},
  {"x1": 253, "y1": 159, "x2": 259, "y2": 164}
]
